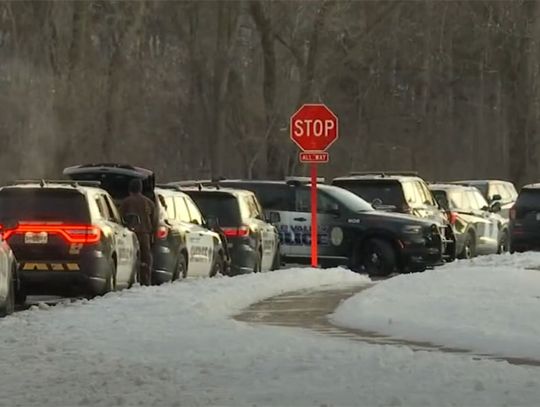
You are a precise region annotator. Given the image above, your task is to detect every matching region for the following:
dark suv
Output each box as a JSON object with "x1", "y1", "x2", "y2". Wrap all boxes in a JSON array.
[
  {"x1": 178, "y1": 185, "x2": 281, "y2": 275},
  {"x1": 193, "y1": 179, "x2": 447, "y2": 276},
  {"x1": 429, "y1": 184, "x2": 508, "y2": 258},
  {"x1": 331, "y1": 172, "x2": 456, "y2": 261},
  {"x1": 509, "y1": 184, "x2": 540, "y2": 252},
  {"x1": 0, "y1": 181, "x2": 140, "y2": 299}
]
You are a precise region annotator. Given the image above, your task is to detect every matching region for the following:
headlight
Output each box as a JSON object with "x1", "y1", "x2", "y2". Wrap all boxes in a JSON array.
[{"x1": 402, "y1": 225, "x2": 423, "y2": 235}]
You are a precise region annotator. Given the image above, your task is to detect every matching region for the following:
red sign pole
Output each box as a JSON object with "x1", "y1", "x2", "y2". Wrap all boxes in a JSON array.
[{"x1": 310, "y1": 163, "x2": 318, "y2": 267}]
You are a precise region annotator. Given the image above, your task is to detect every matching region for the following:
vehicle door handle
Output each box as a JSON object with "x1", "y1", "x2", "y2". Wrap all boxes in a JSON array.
[{"x1": 294, "y1": 217, "x2": 307, "y2": 222}]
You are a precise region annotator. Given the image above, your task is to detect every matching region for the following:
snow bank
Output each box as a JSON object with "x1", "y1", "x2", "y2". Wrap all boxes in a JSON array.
[
  {"x1": 331, "y1": 252, "x2": 540, "y2": 359},
  {"x1": 3, "y1": 265, "x2": 540, "y2": 406}
]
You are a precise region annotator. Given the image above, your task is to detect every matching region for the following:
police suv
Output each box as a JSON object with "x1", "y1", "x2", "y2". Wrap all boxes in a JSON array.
[
  {"x1": 0, "y1": 180, "x2": 140, "y2": 300},
  {"x1": 175, "y1": 184, "x2": 280, "y2": 275},
  {"x1": 0, "y1": 222, "x2": 18, "y2": 315},
  {"x1": 201, "y1": 179, "x2": 446, "y2": 276}
]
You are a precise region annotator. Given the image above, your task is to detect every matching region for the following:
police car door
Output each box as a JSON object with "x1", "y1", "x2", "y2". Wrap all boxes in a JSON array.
[
  {"x1": 249, "y1": 195, "x2": 276, "y2": 271},
  {"x1": 177, "y1": 196, "x2": 213, "y2": 277},
  {"x1": 287, "y1": 187, "x2": 334, "y2": 259},
  {"x1": 97, "y1": 194, "x2": 132, "y2": 285},
  {"x1": 468, "y1": 190, "x2": 499, "y2": 253}
]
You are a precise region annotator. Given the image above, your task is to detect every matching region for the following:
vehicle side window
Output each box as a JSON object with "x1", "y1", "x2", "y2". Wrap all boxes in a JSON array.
[
  {"x1": 402, "y1": 182, "x2": 417, "y2": 205},
  {"x1": 104, "y1": 195, "x2": 121, "y2": 223},
  {"x1": 474, "y1": 191, "x2": 489, "y2": 209},
  {"x1": 96, "y1": 195, "x2": 112, "y2": 220},
  {"x1": 419, "y1": 182, "x2": 436, "y2": 206},
  {"x1": 295, "y1": 189, "x2": 339, "y2": 214},
  {"x1": 467, "y1": 191, "x2": 485, "y2": 210},
  {"x1": 448, "y1": 191, "x2": 463, "y2": 209},
  {"x1": 242, "y1": 195, "x2": 259, "y2": 219},
  {"x1": 495, "y1": 183, "x2": 510, "y2": 201},
  {"x1": 504, "y1": 183, "x2": 518, "y2": 200},
  {"x1": 164, "y1": 196, "x2": 175, "y2": 220},
  {"x1": 184, "y1": 197, "x2": 204, "y2": 225},
  {"x1": 174, "y1": 196, "x2": 191, "y2": 223}
]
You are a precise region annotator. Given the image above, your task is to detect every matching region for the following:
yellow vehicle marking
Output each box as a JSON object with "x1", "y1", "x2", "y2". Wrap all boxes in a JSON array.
[
  {"x1": 66, "y1": 263, "x2": 80, "y2": 271},
  {"x1": 21, "y1": 262, "x2": 80, "y2": 271},
  {"x1": 22, "y1": 263, "x2": 49, "y2": 271}
]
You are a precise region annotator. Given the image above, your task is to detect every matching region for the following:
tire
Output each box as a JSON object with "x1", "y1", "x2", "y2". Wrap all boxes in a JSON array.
[
  {"x1": 498, "y1": 230, "x2": 509, "y2": 254},
  {"x1": 128, "y1": 252, "x2": 140, "y2": 288},
  {"x1": 253, "y1": 251, "x2": 262, "y2": 273},
  {"x1": 358, "y1": 238, "x2": 396, "y2": 277},
  {"x1": 176, "y1": 252, "x2": 187, "y2": 280},
  {"x1": 102, "y1": 258, "x2": 117, "y2": 295},
  {"x1": 210, "y1": 253, "x2": 224, "y2": 277},
  {"x1": 0, "y1": 266, "x2": 15, "y2": 317},
  {"x1": 459, "y1": 231, "x2": 476, "y2": 259},
  {"x1": 270, "y1": 246, "x2": 281, "y2": 271}
]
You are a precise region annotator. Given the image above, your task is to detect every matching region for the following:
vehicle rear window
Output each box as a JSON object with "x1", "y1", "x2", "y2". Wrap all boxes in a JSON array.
[
  {"x1": 186, "y1": 192, "x2": 241, "y2": 227},
  {"x1": 332, "y1": 180, "x2": 405, "y2": 207},
  {"x1": 0, "y1": 188, "x2": 90, "y2": 223},
  {"x1": 516, "y1": 189, "x2": 540, "y2": 209}
]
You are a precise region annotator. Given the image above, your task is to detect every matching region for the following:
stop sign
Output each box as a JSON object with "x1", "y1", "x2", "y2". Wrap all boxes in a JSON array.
[{"x1": 290, "y1": 104, "x2": 339, "y2": 151}]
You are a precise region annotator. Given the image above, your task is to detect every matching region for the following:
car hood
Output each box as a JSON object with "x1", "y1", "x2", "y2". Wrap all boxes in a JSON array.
[{"x1": 357, "y1": 210, "x2": 443, "y2": 227}]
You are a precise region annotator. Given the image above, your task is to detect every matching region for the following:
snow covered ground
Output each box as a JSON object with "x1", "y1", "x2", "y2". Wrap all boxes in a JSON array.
[
  {"x1": 2, "y1": 265, "x2": 540, "y2": 406},
  {"x1": 331, "y1": 252, "x2": 540, "y2": 360}
]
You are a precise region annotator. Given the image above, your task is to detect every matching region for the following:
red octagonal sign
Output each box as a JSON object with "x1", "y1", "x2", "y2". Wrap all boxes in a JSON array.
[{"x1": 290, "y1": 104, "x2": 339, "y2": 152}]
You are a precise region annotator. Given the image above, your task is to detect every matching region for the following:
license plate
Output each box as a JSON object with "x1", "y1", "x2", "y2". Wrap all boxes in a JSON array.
[{"x1": 24, "y1": 232, "x2": 48, "y2": 244}]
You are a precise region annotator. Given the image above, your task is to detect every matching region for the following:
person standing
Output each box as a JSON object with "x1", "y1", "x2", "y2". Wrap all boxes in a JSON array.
[{"x1": 121, "y1": 179, "x2": 158, "y2": 286}]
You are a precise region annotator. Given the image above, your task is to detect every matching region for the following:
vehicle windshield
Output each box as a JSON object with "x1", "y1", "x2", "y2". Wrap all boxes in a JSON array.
[
  {"x1": 332, "y1": 180, "x2": 404, "y2": 207},
  {"x1": 516, "y1": 189, "x2": 540, "y2": 209},
  {"x1": 0, "y1": 188, "x2": 90, "y2": 223},
  {"x1": 320, "y1": 185, "x2": 374, "y2": 212},
  {"x1": 187, "y1": 192, "x2": 241, "y2": 227}
]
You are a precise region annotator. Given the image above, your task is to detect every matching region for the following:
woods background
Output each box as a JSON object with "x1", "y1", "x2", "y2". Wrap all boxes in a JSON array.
[{"x1": 0, "y1": 0, "x2": 538, "y2": 185}]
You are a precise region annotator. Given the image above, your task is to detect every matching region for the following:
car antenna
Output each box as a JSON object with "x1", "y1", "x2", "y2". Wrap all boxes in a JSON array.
[
  {"x1": 197, "y1": 183, "x2": 202, "y2": 191},
  {"x1": 40, "y1": 179, "x2": 46, "y2": 187}
]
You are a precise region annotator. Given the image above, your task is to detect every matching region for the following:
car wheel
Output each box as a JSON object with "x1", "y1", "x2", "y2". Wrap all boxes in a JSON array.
[
  {"x1": 253, "y1": 251, "x2": 262, "y2": 273},
  {"x1": 210, "y1": 253, "x2": 224, "y2": 277},
  {"x1": 103, "y1": 258, "x2": 117, "y2": 294},
  {"x1": 128, "y1": 252, "x2": 140, "y2": 288},
  {"x1": 459, "y1": 232, "x2": 476, "y2": 259},
  {"x1": 359, "y1": 238, "x2": 396, "y2": 277},
  {"x1": 176, "y1": 252, "x2": 187, "y2": 280},
  {"x1": 498, "y1": 230, "x2": 509, "y2": 254}
]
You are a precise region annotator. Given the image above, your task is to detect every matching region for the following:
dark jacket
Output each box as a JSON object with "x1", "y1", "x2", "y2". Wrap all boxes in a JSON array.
[{"x1": 121, "y1": 193, "x2": 158, "y2": 235}]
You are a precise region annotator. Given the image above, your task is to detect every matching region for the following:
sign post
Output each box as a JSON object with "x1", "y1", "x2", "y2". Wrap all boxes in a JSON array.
[{"x1": 290, "y1": 104, "x2": 339, "y2": 267}]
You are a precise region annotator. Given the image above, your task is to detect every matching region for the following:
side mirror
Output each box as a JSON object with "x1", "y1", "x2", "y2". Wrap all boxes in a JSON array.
[
  {"x1": 489, "y1": 201, "x2": 502, "y2": 213},
  {"x1": 491, "y1": 194, "x2": 502, "y2": 202},
  {"x1": 122, "y1": 214, "x2": 141, "y2": 230},
  {"x1": 191, "y1": 219, "x2": 200, "y2": 226},
  {"x1": 265, "y1": 211, "x2": 281, "y2": 224}
]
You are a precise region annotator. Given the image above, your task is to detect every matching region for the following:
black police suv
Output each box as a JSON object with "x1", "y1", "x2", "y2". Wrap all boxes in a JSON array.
[
  {"x1": 331, "y1": 172, "x2": 456, "y2": 261},
  {"x1": 178, "y1": 185, "x2": 280, "y2": 275},
  {"x1": 0, "y1": 225, "x2": 18, "y2": 315},
  {"x1": 429, "y1": 184, "x2": 508, "y2": 258},
  {"x1": 509, "y1": 184, "x2": 540, "y2": 252},
  {"x1": 0, "y1": 181, "x2": 139, "y2": 300},
  {"x1": 193, "y1": 179, "x2": 446, "y2": 276},
  {"x1": 450, "y1": 180, "x2": 518, "y2": 220},
  {"x1": 64, "y1": 164, "x2": 228, "y2": 283}
]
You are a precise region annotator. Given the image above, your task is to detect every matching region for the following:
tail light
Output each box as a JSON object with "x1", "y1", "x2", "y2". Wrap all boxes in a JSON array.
[
  {"x1": 222, "y1": 226, "x2": 250, "y2": 237},
  {"x1": 3, "y1": 222, "x2": 101, "y2": 244},
  {"x1": 156, "y1": 226, "x2": 168, "y2": 240},
  {"x1": 510, "y1": 207, "x2": 516, "y2": 220},
  {"x1": 447, "y1": 211, "x2": 458, "y2": 225}
]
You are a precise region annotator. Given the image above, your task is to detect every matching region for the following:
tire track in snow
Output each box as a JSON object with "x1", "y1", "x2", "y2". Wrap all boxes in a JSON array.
[{"x1": 235, "y1": 285, "x2": 540, "y2": 367}]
